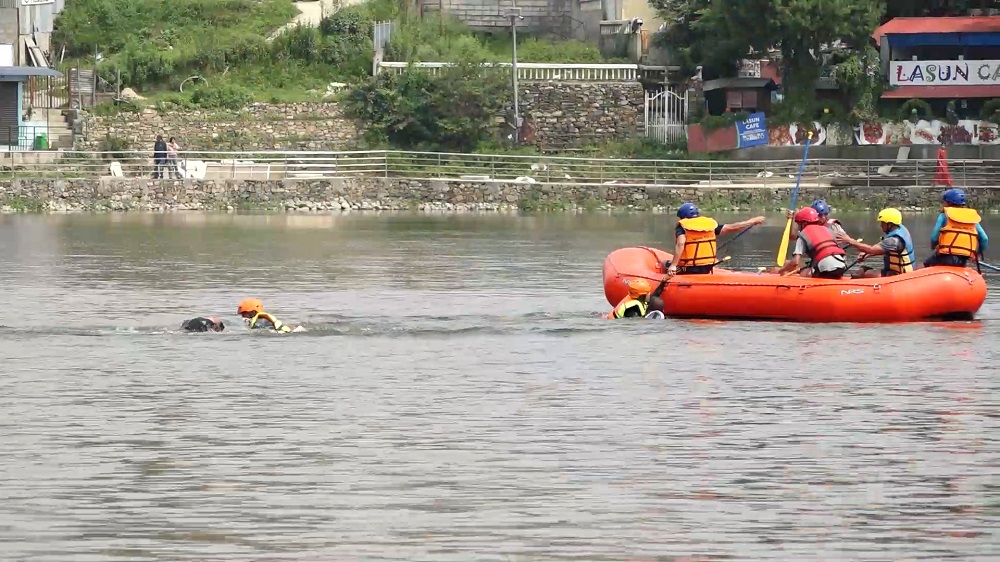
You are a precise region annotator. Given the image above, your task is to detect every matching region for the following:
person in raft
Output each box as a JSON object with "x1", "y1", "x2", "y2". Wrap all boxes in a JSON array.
[
  {"x1": 236, "y1": 298, "x2": 306, "y2": 333},
  {"x1": 923, "y1": 188, "x2": 988, "y2": 268},
  {"x1": 836, "y1": 208, "x2": 915, "y2": 278},
  {"x1": 774, "y1": 207, "x2": 847, "y2": 279},
  {"x1": 181, "y1": 317, "x2": 225, "y2": 332},
  {"x1": 607, "y1": 278, "x2": 654, "y2": 318},
  {"x1": 786, "y1": 199, "x2": 850, "y2": 241},
  {"x1": 666, "y1": 202, "x2": 765, "y2": 276}
]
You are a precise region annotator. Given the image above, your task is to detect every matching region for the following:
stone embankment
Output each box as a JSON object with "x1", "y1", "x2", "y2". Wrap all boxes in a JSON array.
[
  {"x1": 78, "y1": 83, "x2": 645, "y2": 153},
  {"x1": 1, "y1": 177, "x2": 995, "y2": 213}
]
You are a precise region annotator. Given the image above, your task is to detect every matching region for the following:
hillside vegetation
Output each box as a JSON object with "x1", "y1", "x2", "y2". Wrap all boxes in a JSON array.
[{"x1": 52, "y1": 0, "x2": 611, "y2": 107}]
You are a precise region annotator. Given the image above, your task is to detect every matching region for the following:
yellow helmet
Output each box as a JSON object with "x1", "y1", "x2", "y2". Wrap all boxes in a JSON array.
[{"x1": 877, "y1": 208, "x2": 903, "y2": 226}]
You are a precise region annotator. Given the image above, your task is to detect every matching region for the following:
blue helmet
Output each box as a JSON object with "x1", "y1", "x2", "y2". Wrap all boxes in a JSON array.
[
  {"x1": 811, "y1": 199, "x2": 831, "y2": 216},
  {"x1": 677, "y1": 202, "x2": 699, "y2": 219},
  {"x1": 942, "y1": 188, "x2": 966, "y2": 206}
]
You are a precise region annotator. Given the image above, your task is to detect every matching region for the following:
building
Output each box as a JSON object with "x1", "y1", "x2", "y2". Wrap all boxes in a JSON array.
[
  {"x1": 417, "y1": 0, "x2": 604, "y2": 42},
  {"x1": 701, "y1": 57, "x2": 842, "y2": 116},
  {"x1": 0, "y1": 66, "x2": 63, "y2": 150},
  {"x1": 0, "y1": 0, "x2": 65, "y2": 66},
  {"x1": 876, "y1": 16, "x2": 1000, "y2": 115}
]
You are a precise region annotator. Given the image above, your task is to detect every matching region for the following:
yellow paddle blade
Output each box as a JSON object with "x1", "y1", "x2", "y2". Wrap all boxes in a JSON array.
[{"x1": 777, "y1": 218, "x2": 793, "y2": 266}]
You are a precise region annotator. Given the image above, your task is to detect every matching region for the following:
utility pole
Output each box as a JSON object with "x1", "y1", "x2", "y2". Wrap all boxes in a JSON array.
[{"x1": 502, "y1": 6, "x2": 522, "y2": 143}]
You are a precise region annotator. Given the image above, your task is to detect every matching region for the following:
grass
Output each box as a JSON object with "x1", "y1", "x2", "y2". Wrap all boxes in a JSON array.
[{"x1": 53, "y1": 0, "x2": 622, "y2": 108}]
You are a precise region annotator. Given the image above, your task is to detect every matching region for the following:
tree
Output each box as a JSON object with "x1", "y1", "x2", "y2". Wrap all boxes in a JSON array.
[
  {"x1": 884, "y1": 0, "x2": 993, "y2": 20},
  {"x1": 653, "y1": 0, "x2": 884, "y2": 121},
  {"x1": 343, "y1": 62, "x2": 511, "y2": 151}
]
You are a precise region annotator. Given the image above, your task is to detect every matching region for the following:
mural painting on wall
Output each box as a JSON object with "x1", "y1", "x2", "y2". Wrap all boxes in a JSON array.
[
  {"x1": 855, "y1": 120, "x2": 1000, "y2": 145},
  {"x1": 766, "y1": 123, "x2": 828, "y2": 146}
]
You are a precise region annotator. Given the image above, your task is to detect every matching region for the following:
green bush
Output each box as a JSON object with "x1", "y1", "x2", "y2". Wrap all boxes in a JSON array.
[
  {"x1": 700, "y1": 111, "x2": 749, "y2": 132},
  {"x1": 981, "y1": 99, "x2": 1000, "y2": 122},
  {"x1": 344, "y1": 62, "x2": 511, "y2": 151},
  {"x1": 898, "y1": 98, "x2": 933, "y2": 122},
  {"x1": 190, "y1": 84, "x2": 253, "y2": 110}
]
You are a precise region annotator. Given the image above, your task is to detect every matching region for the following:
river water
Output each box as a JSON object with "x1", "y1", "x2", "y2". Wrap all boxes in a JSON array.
[{"x1": 0, "y1": 212, "x2": 997, "y2": 561}]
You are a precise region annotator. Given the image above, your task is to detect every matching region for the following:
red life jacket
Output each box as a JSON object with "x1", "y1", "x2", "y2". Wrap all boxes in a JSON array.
[{"x1": 799, "y1": 224, "x2": 847, "y2": 263}]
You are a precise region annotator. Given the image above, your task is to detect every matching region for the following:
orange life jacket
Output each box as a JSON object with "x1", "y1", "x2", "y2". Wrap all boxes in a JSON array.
[
  {"x1": 676, "y1": 217, "x2": 718, "y2": 268},
  {"x1": 937, "y1": 207, "x2": 981, "y2": 258}
]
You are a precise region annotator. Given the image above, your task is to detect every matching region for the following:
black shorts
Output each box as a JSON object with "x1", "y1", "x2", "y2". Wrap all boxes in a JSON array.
[
  {"x1": 678, "y1": 265, "x2": 714, "y2": 275},
  {"x1": 923, "y1": 254, "x2": 968, "y2": 268},
  {"x1": 813, "y1": 267, "x2": 846, "y2": 279}
]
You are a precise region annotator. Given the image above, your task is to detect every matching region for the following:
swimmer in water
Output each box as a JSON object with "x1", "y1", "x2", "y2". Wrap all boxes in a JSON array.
[
  {"x1": 236, "y1": 298, "x2": 306, "y2": 333},
  {"x1": 181, "y1": 317, "x2": 225, "y2": 332}
]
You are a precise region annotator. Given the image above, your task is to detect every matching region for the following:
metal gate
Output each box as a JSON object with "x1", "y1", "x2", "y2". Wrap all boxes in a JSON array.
[{"x1": 644, "y1": 86, "x2": 688, "y2": 144}]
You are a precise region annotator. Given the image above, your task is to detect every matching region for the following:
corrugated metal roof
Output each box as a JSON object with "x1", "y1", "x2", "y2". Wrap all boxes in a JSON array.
[
  {"x1": 873, "y1": 17, "x2": 1000, "y2": 44},
  {"x1": 0, "y1": 66, "x2": 63, "y2": 78}
]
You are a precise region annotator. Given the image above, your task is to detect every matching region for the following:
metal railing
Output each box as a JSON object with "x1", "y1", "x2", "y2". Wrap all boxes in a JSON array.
[
  {"x1": 0, "y1": 124, "x2": 70, "y2": 151},
  {"x1": 2, "y1": 149, "x2": 1000, "y2": 188},
  {"x1": 375, "y1": 61, "x2": 640, "y2": 82}
]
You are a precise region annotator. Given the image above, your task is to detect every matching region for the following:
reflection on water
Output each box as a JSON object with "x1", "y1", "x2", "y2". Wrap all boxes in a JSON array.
[{"x1": 0, "y1": 212, "x2": 997, "y2": 561}]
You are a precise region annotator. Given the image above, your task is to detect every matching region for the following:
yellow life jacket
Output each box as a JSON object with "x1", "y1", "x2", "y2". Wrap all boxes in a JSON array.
[
  {"x1": 608, "y1": 298, "x2": 648, "y2": 319},
  {"x1": 883, "y1": 225, "x2": 914, "y2": 275},
  {"x1": 248, "y1": 311, "x2": 292, "y2": 333},
  {"x1": 677, "y1": 216, "x2": 718, "y2": 268},
  {"x1": 938, "y1": 207, "x2": 982, "y2": 258}
]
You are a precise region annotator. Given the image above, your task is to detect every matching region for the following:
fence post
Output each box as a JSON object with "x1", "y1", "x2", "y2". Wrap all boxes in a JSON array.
[
  {"x1": 708, "y1": 161, "x2": 713, "y2": 187},
  {"x1": 654, "y1": 160, "x2": 658, "y2": 184},
  {"x1": 866, "y1": 160, "x2": 871, "y2": 189},
  {"x1": 915, "y1": 160, "x2": 920, "y2": 188}
]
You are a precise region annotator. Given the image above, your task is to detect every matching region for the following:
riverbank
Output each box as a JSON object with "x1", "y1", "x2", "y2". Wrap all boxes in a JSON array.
[{"x1": 1, "y1": 177, "x2": 996, "y2": 213}]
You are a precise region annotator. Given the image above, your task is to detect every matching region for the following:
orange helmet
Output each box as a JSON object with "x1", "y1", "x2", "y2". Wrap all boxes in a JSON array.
[
  {"x1": 627, "y1": 278, "x2": 652, "y2": 298},
  {"x1": 237, "y1": 298, "x2": 264, "y2": 315}
]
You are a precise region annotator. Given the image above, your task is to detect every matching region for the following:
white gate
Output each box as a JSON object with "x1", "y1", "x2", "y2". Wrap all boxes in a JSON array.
[{"x1": 644, "y1": 87, "x2": 688, "y2": 144}]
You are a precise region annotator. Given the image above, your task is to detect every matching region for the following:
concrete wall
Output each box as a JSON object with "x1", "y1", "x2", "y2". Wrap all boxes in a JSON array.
[
  {"x1": 731, "y1": 144, "x2": 1000, "y2": 161},
  {"x1": 432, "y1": 0, "x2": 573, "y2": 35},
  {"x1": 2, "y1": 177, "x2": 995, "y2": 213}
]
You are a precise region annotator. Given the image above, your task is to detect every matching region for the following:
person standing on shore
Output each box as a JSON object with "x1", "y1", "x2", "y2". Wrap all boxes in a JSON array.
[
  {"x1": 153, "y1": 135, "x2": 167, "y2": 179},
  {"x1": 166, "y1": 137, "x2": 182, "y2": 179},
  {"x1": 933, "y1": 146, "x2": 954, "y2": 188}
]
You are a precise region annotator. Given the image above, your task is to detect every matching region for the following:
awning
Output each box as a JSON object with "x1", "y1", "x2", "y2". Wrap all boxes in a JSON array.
[
  {"x1": 703, "y1": 77, "x2": 777, "y2": 92},
  {"x1": 873, "y1": 17, "x2": 1000, "y2": 47},
  {"x1": 0, "y1": 66, "x2": 63, "y2": 80},
  {"x1": 881, "y1": 85, "x2": 1000, "y2": 99}
]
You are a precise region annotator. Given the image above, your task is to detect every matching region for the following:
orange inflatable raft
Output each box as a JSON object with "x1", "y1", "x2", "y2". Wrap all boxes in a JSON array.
[{"x1": 604, "y1": 246, "x2": 987, "y2": 323}]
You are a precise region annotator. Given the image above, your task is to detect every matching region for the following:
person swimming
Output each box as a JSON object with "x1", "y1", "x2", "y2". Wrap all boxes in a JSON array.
[
  {"x1": 181, "y1": 317, "x2": 225, "y2": 332},
  {"x1": 236, "y1": 298, "x2": 306, "y2": 333}
]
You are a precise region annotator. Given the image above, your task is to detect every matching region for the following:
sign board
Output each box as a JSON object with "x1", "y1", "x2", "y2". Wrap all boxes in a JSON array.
[
  {"x1": 890, "y1": 60, "x2": 1000, "y2": 86},
  {"x1": 21, "y1": 0, "x2": 55, "y2": 5},
  {"x1": 736, "y1": 112, "x2": 769, "y2": 148},
  {"x1": 0, "y1": 44, "x2": 12, "y2": 67}
]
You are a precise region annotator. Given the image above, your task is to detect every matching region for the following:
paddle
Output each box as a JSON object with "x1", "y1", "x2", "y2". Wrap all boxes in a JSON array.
[
  {"x1": 717, "y1": 224, "x2": 757, "y2": 255},
  {"x1": 977, "y1": 260, "x2": 999, "y2": 272},
  {"x1": 776, "y1": 131, "x2": 814, "y2": 266}
]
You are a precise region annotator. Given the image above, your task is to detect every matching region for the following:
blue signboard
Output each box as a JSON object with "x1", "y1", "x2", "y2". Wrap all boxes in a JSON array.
[{"x1": 736, "y1": 112, "x2": 769, "y2": 148}]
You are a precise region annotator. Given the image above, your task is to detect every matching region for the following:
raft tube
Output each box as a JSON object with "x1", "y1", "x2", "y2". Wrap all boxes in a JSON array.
[{"x1": 603, "y1": 246, "x2": 987, "y2": 323}]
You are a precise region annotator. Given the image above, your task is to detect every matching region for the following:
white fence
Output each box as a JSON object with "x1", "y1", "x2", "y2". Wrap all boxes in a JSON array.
[
  {"x1": 3, "y1": 150, "x2": 1000, "y2": 188},
  {"x1": 375, "y1": 61, "x2": 640, "y2": 82}
]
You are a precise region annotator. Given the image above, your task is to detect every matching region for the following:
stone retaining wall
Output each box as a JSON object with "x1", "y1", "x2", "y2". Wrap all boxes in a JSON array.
[
  {"x1": 78, "y1": 83, "x2": 645, "y2": 154},
  {"x1": 1, "y1": 177, "x2": 995, "y2": 213}
]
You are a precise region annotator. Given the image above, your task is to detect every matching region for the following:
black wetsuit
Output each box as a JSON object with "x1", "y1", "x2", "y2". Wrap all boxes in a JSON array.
[{"x1": 181, "y1": 317, "x2": 225, "y2": 332}]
